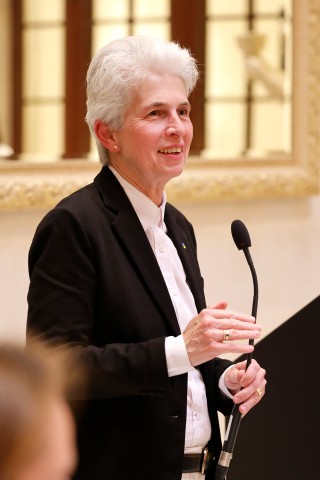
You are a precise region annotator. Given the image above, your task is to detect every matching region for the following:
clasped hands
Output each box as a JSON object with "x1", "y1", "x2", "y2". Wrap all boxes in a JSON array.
[{"x1": 183, "y1": 301, "x2": 266, "y2": 415}]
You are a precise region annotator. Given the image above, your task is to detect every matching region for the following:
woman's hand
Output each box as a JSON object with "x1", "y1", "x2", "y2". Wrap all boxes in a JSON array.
[
  {"x1": 224, "y1": 359, "x2": 267, "y2": 415},
  {"x1": 183, "y1": 302, "x2": 261, "y2": 367}
]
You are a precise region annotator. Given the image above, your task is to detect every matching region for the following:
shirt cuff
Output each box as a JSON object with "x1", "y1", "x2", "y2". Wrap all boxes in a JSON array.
[
  {"x1": 165, "y1": 336, "x2": 235, "y2": 401},
  {"x1": 165, "y1": 335, "x2": 194, "y2": 377}
]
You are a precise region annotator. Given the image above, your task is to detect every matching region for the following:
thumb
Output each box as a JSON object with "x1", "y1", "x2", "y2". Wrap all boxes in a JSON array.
[
  {"x1": 208, "y1": 300, "x2": 228, "y2": 310},
  {"x1": 225, "y1": 365, "x2": 244, "y2": 390}
]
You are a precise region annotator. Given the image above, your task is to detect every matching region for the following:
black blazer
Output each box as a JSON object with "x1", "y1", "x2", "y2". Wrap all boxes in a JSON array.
[{"x1": 27, "y1": 167, "x2": 233, "y2": 480}]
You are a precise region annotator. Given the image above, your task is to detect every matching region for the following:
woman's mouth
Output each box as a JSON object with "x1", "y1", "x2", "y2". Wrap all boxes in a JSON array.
[{"x1": 158, "y1": 147, "x2": 182, "y2": 154}]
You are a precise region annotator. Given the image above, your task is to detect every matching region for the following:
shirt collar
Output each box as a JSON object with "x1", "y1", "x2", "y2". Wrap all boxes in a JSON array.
[{"x1": 109, "y1": 166, "x2": 166, "y2": 231}]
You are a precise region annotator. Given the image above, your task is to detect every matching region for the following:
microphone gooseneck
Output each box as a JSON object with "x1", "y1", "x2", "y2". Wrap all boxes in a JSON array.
[{"x1": 215, "y1": 220, "x2": 259, "y2": 480}]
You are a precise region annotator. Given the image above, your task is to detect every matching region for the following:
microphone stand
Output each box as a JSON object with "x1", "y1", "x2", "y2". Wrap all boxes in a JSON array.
[{"x1": 215, "y1": 245, "x2": 259, "y2": 480}]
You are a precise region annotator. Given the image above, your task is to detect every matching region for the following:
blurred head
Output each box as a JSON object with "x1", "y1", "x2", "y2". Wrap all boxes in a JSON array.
[
  {"x1": 86, "y1": 35, "x2": 199, "y2": 166},
  {"x1": 0, "y1": 342, "x2": 78, "y2": 480}
]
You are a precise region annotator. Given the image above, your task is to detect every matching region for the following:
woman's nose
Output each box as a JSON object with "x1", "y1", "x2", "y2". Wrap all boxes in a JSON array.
[
  {"x1": 166, "y1": 126, "x2": 180, "y2": 135},
  {"x1": 165, "y1": 115, "x2": 184, "y2": 136}
]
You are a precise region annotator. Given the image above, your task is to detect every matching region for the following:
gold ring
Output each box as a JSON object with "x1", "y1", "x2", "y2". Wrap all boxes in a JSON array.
[
  {"x1": 255, "y1": 387, "x2": 263, "y2": 398},
  {"x1": 223, "y1": 329, "x2": 230, "y2": 341}
]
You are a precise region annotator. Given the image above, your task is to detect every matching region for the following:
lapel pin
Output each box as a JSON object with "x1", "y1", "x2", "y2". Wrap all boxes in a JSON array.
[{"x1": 181, "y1": 242, "x2": 187, "y2": 249}]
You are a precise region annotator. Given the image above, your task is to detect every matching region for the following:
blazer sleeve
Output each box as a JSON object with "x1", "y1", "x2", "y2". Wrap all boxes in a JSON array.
[{"x1": 27, "y1": 207, "x2": 173, "y2": 400}]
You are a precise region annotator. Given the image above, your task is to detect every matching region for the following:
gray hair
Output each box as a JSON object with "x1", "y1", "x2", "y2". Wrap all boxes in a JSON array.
[{"x1": 85, "y1": 36, "x2": 199, "y2": 165}]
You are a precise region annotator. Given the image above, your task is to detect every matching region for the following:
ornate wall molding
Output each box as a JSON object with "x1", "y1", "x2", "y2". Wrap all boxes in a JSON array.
[{"x1": 0, "y1": 161, "x2": 100, "y2": 211}]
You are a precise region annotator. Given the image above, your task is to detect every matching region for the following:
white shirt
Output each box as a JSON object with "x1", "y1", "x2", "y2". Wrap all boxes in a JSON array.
[{"x1": 109, "y1": 167, "x2": 232, "y2": 453}]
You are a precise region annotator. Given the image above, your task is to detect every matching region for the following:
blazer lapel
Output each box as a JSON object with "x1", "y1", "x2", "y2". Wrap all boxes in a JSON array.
[
  {"x1": 94, "y1": 167, "x2": 181, "y2": 336},
  {"x1": 164, "y1": 209, "x2": 206, "y2": 313}
]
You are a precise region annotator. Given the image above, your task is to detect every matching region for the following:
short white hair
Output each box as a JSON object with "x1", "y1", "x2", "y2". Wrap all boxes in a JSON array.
[{"x1": 85, "y1": 36, "x2": 199, "y2": 165}]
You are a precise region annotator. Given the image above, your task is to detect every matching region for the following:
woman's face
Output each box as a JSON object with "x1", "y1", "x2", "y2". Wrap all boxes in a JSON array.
[{"x1": 110, "y1": 73, "x2": 193, "y2": 201}]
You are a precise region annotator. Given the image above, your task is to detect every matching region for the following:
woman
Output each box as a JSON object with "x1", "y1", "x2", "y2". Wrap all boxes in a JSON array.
[
  {"x1": 0, "y1": 342, "x2": 77, "y2": 480},
  {"x1": 27, "y1": 36, "x2": 266, "y2": 480}
]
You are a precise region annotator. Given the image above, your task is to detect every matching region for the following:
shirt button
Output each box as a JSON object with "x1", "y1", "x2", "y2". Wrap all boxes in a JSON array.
[{"x1": 159, "y1": 244, "x2": 165, "y2": 252}]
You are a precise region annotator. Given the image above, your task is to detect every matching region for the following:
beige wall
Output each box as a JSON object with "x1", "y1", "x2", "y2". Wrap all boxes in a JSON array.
[{"x1": 1, "y1": 194, "x2": 319, "y2": 351}]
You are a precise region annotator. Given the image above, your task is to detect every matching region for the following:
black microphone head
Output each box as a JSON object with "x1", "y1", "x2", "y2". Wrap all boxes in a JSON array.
[{"x1": 231, "y1": 219, "x2": 251, "y2": 250}]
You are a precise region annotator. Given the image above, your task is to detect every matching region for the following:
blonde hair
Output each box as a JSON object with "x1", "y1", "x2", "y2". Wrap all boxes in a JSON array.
[{"x1": 0, "y1": 341, "x2": 82, "y2": 479}]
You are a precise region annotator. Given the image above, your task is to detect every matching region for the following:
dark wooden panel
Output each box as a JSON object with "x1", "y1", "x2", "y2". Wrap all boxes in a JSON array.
[
  {"x1": 11, "y1": 0, "x2": 23, "y2": 158},
  {"x1": 171, "y1": 0, "x2": 205, "y2": 155},
  {"x1": 64, "y1": 0, "x2": 92, "y2": 158}
]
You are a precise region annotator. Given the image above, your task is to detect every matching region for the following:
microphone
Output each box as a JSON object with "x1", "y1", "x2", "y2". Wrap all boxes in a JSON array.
[
  {"x1": 231, "y1": 218, "x2": 251, "y2": 250},
  {"x1": 215, "y1": 220, "x2": 259, "y2": 480}
]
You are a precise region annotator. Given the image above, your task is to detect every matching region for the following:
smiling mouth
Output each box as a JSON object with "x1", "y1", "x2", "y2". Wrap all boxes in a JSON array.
[{"x1": 158, "y1": 147, "x2": 182, "y2": 154}]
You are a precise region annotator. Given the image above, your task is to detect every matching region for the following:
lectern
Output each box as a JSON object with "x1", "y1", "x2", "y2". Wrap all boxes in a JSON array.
[{"x1": 227, "y1": 296, "x2": 320, "y2": 480}]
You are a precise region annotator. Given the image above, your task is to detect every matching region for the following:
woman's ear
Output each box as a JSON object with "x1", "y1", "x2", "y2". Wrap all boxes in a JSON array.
[{"x1": 94, "y1": 120, "x2": 118, "y2": 152}]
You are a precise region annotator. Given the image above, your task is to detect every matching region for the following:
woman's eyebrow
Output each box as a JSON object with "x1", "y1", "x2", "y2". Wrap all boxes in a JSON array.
[{"x1": 144, "y1": 100, "x2": 191, "y2": 109}]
